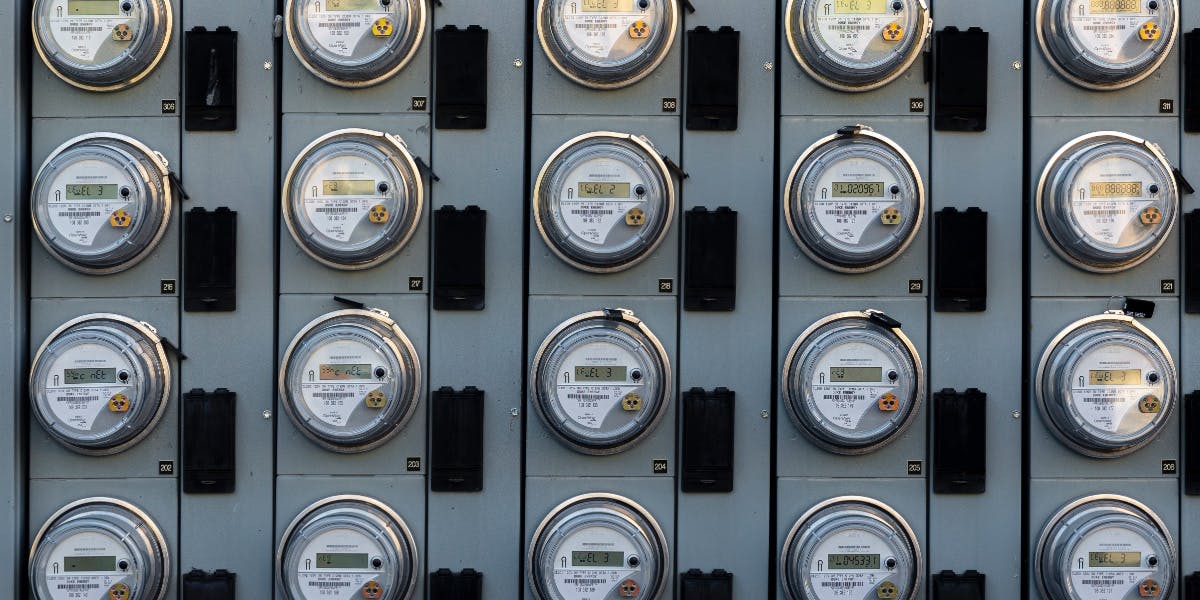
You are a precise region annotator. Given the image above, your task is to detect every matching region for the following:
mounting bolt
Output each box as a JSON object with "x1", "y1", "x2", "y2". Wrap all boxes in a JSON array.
[
  {"x1": 1012, "y1": 410, "x2": 1021, "y2": 420},
  {"x1": 262, "y1": 410, "x2": 272, "y2": 420},
  {"x1": 763, "y1": 61, "x2": 774, "y2": 71},
  {"x1": 2, "y1": 215, "x2": 11, "y2": 223},
  {"x1": 512, "y1": 58, "x2": 524, "y2": 68},
  {"x1": 1011, "y1": 60, "x2": 1022, "y2": 71},
  {"x1": 263, "y1": 61, "x2": 273, "y2": 71},
  {"x1": 510, "y1": 408, "x2": 520, "y2": 417},
  {"x1": 761, "y1": 410, "x2": 770, "y2": 419}
]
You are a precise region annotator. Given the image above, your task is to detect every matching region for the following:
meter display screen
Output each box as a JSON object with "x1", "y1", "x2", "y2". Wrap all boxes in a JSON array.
[
  {"x1": 835, "y1": 0, "x2": 887, "y2": 13},
  {"x1": 582, "y1": 0, "x2": 634, "y2": 11},
  {"x1": 578, "y1": 182, "x2": 631, "y2": 199},
  {"x1": 65, "y1": 555, "x2": 116, "y2": 572},
  {"x1": 64, "y1": 367, "x2": 117, "y2": 384},
  {"x1": 574, "y1": 365, "x2": 628, "y2": 382},
  {"x1": 829, "y1": 366, "x2": 882, "y2": 383},
  {"x1": 322, "y1": 180, "x2": 376, "y2": 196},
  {"x1": 326, "y1": 0, "x2": 378, "y2": 10},
  {"x1": 286, "y1": 0, "x2": 426, "y2": 87},
  {"x1": 571, "y1": 551, "x2": 624, "y2": 567},
  {"x1": 1088, "y1": 369, "x2": 1142, "y2": 386},
  {"x1": 1089, "y1": 0, "x2": 1140, "y2": 12},
  {"x1": 316, "y1": 553, "x2": 369, "y2": 569},
  {"x1": 1038, "y1": 0, "x2": 1177, "y2": 89},
  {"x1": 1089, "y1": 181, "x2": 1142, "y2": 198},
  {"x1": 65, "y1": 184, "x2": 119, "y2": 200},
  {"x1": 829, "y1": 553, "x2": 881, "y2": 570},
  {"x1": 1089, "y1": 551, "x2": 1141, "y2": 567},
  {"x1": 537, "y1": 0, "x2": 679, "y2": 88},
  {"x1": 786, "y1": 0, "x2": 931, "y2": 91},
  {"x1": 68, "y1": 0, "x2": 118, "y2": 15},
  {"x1": 832, "y1": 182, "x2": 885, "y2": 197},
  {"x1": 320, "y1": 364, "x2": 374, "y2": 380}
]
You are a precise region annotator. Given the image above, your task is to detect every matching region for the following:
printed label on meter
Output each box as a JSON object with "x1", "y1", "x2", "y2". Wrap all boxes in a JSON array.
[
  {"x1": 810, "y1": 343, "x2": 898, "y2": 431},
  {"x1": 48, "y1": 2, "x2": 134, "y2": 63},
  {"x1": 299, "y1": 340, "x2": 385, "y2": 428},
  {"x1": 47, "y1": 161, "x2": 131, "y2": 247},
  {"x1": 43, "y1": 342, "x2": 130, "y2": 431},
  {"x1": 295, "y1": 528, "x2": 385, "y2": 600},
  {"x1": 306, "y1": 4, "x2": 391, "y2": 58},
  {"x1": 812, "y1": 157, "x2": 902, "y2": 246},
  {"x1": 561, "y1": 4, "x2": 647, "y2": 62},
  {"x1": 1070, "y1": 156, "x2": 1159, "y2": 248},
  {"x1": 1068, "y1": 5, "x2": 1157, "y2": 64},
  {"x1": 560, "y1": 160, "x2": 646, "y2": 246},
  {"x1": 815, "y1": 7, "x2": 897, "y2": 62},
  {"x1": 1038, "y1": 0, "x2": 1177, "y2": 89},
  {"x1": 301, "y1": 158, "x2": 389, "y2": 244},
  {"x1": 551, "y1": 527, "x2": 639, "y2": 597},
  {"x1": 1068, "y1": 527, "x2": 1157, "y2": 600},
  {"x1": 42, "y1": 530, "x2": 132, "y2": 600},
  {"x1": 807, "y1": 531, "x2": 894, "y2": 600},
  {"x1": 1069, "y1": 347, "x2": 1159, "y2": 435},
  {"x1": 557, "y1": 342, "x2": 644, "y2": 430}
]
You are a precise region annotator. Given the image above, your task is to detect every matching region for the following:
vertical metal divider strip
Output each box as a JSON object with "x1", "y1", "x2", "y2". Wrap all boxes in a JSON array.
[
  {"x1": 769, "y1": 0, "x2": 783, "y2": 597},
  {"x1": 425, "y1": 3, "x2": 434, "y2": 589},
  {"x1": 521, "y1": 0, "x2": 535, "y2": 596},
  {"x1": 272, "y1": 0, "x2": 285, "y2": 594},
  {"x1": 1021, "y1": 0, "x2": 1033, "y2": 597},
  {"x1": 674, "y1": 2, "x2": 686, "y2": 593},
  {"x1": 924, "y1": 7, "x2": 934, "y2": 596}
]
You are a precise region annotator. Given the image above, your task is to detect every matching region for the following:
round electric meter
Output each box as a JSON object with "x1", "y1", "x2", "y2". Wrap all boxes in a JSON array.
[
  {"x1": 285, "y1": 0, "x2": 427, "y2": 88},
  {"x1": 534, "y1": 132, "x2": 675, "y2": 273},
  {"x1": 785, "y1": 127, "x2": 924, "y2": 273},
  {"x1": 785, "y1": 0, "x2": 932, "y2": 92},
  {"x1": 782, "y1": 310, "x2": 923, "y2": 455},
  {"x1": 33, "y1": 0, "x2": 173, "y2": 92},
  {"x1": 283, "y1": 129, "x2": 424, "y2": 270},
  {"x1": 536, "y1": 0, "x2": 679, "y2": 89},
  {"x1": 30, "y1": 314, "x2": 170, "y2": 456},
  {"x1": 1037, "y1": 312, "x2": 1175, "y2": 458},
  {"x1": 1037, "y1": 132, "x2": 1178, "y2": 273},
  {"x1": 531, "y1": 309, "x2": 671, "y2": 455},
  {"x1": 528, "y1": 493, "x2": 669, "y2": 600},
  {"x1": 29, "y1": 498, "x2": 169, "y2": 600},
  {"x1": 781, "y1": 496, "x2": 922, "y2": 600},
  {"x1": 1035, "y1": 495, "x2": 1175, "y2": 600},
  {"x1": 32, "y1": 133, "x2": 173, "y2": 275},
  {"x1": 280, "y1": 308, "x2": 421, "y2": 453},
  {"x1": 278, "y1": 495, "x2": 418, "y2": 600},
  {"x1": 1037, "y1": 0, "x2": 1178, "y2": 90}
]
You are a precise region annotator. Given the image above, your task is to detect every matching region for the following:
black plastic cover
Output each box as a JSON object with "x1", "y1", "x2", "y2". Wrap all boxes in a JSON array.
[
  {"x1": 183, "y1": 389, "x2": 236, "y2": 494},
  {"x1": 681, "y1": 388, "x2": 735, "y2": 493},
  {"x1": 680, "y1": 569, "x2": 733, "y2": 600},
  {"x1": 435, "y1": 25, "x2": 488, "y2": 130},
  {"x1": 185, "y1": 27, "x2": 237, "y2": 131},
  {"x1": 684, "y1": 207, "x2": 737, "y2": 312},
  {"x1": 934, "y1": 207, "x2": 987, "y2": 313},
  {"x1": 431, "y1": 387, "x2": 484, "y2": 492},
  {"x1": 1186, "y1": 30, "x2": 1200, "y2": 132},
  {"x1": 430, "y1": 568, "x2": 483, "y2": 599},
  {"x1": 933, "y1": 389, "x2": 987, "y2": 494},
  {"x1": 434, "y1": 206, "x2": 487, "y2": 311},
  {"x1": 184, "y1": 207, "x2": 237, "y2": 312},
  {"x1": 1187, "y1": 392, "x2": 1200, "y2": 496},
  {"x1": 934, "y1": 27, "x2": 988, "y2": 132},
  {"x1": 182, "y1": 569, "x2": 236, "y2": 599},
  {"x1": 1187, "y1": 211, "x2": 1200, "y2": 313},
  {"x1": 933, "y1": 570, "x2": 985, "y2": 600},
  {"x1": 1186, "y1": 572, "x2": 1200, "y2": 600},
  {"x1": 686, "y1": 26, "x2": 739, "y2": 131}
]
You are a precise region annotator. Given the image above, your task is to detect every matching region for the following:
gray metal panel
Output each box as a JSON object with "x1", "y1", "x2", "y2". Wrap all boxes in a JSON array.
[
  {"x1": 778, "y1": 116, "x2": 930, "y2": 297},
  {"x1": 1028, "y1": 297, "x2": 1181, "y2": 479},
  {"x1": 1028, "y1": 117, "x2": 1182, "y2": 298},
  {"x1": 776, "y1": 297, "x2": 929, "y2": 478},
  {"x1": 278, "y1": 113, "x2": 432, "y2": 296},
  {"x1": 424, "y1": 2, "x2": 527, "y2": 597},
  {"x1": 1179, "y1": 0, "x2": 1200, "y2": 585},
  {"x1": 276, "y1": 294, "x2": 428, "y2": 476}
]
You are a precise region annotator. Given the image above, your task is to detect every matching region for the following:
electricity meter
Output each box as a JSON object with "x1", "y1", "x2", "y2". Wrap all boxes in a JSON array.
[
  {"x1": 278, "y1": 495, "x2": 418, "y2": 600},
  {"x1": 29, "y1": 498, "x2": 169, "y2": 600},
  {"x1": 30, "y1": 314, "x2": 170, "y2": 456},
  {"x1": 1037, "y1": 312, "x2": 1176, "y2": 458},
  {"x1": 1035, "y1": 495, "x2": 1175, "y2": 600},
  {"x1": 536, "y1": 0, "x2": 679, "y2": 89},
  {"x1": 531, "y1": 309, "x2": 670, "y2": 455},
  {"x1": 280, "y1": 308, "x2": 421, "y2": 453},
  {"x1": 782, "y1": 310, "x2": 923, "y2": 455},
  {"x1": 528, "y1": 493, "x2": 669, "y2": 600},
  {"x1": 781, "y1": 496, "x2": 922, "y2": 600},
  {"x1": 784, "y1": 0, "x2": 932, "y2": 92},
  {"x1": 283, "y1": 129, "x2": 423, "y2": 270},
  {"x1": 1037, "y1": 132, "x2": 1178, "y2": 273},
  {"x1": 33, "y1": 0, "x2": 173, "y2": 92},
  {"x1": 534, "y1": 132, "x2": 676, "y2": 273},
  {"x1": 285, "y1": 0, "x2": 427, "y2": 88},
  {"x1": 1036, "y1": 0, "x2": 1178, "y2": 90},
  {"x1": 784, "y1": 127, "x2": 924, "y2": 273},
  {"x1": 32, "y1": 133, "x2": 173, "y2": 275}
]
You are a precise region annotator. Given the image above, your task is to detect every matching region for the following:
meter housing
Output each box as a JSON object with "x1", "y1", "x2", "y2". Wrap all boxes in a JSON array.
[
  {"x1": 536, "y1": 0, "x2": 679, "y2": 89},
  {"x1": 1036, "y1": 0, "x2": 1178, "y2": 90},
  {"x1": 285, "y1": 0, "x2": 427, "y2": 88},
  {"x1": 33, "y1": 0, "x2": 174, "y2": 92}
]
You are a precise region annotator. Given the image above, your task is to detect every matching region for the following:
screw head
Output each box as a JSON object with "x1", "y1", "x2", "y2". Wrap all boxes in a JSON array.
[
  {"x1": 761, "y1": 410, "x2": 770, "y2": 419},
  {"x1": 263, "y1": 61, "x2": 273, "y2": 71},
  {"x1": 1011, "y1": 61, "x2": 1022, "y2": 71},
  {"x1": 763, "y1": 61, "x2": 774, "y2": 71},
  {"x1": 513, "y1": 58, "x2": 524, "y2": 68},
  {"x1": 510, "y1": 408, "x2": 520, "y2": 417},
  {"x1": 262, "y1": 410, "x2": 273, "y2": 420},
  {"x1": 2, "y1": 215, "x2": 11, "y2": 223},
  {"x1": 1012, "y1": 410, "x2": 1021, "y2": 419}
]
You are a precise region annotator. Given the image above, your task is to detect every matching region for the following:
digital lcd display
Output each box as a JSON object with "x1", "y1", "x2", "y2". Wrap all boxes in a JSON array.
[
  {"x1": 319, "y1": 364, "x2": 374, "y2": 380},
  {"x1": 1088, "y1": 369, "x2": 1142, "y2": 386},
  {"x1": 64, "y1": 368, "x2": 117, "y2": 385},
  {"x1": 835, "y1": 0, "x2": 888, "y2": 14},
  {"x1": 67, "y1": 0, "x2": 120, "y2": 16},
  {"x1": 1089, "y1": 181, "x2": 1143, "y2": 198},
  {"x1": 65, "y1": 555, "x2": 116, "y2": 572},
  {"x1": 322, "y1": 180, "x2": 377, "y2": 196},
  {"x1": 828, "y1": 554, "x2": 881, "y2": 570},
  {"x1": 581, "y1": 0, "x2": 634, "y2": 12},
  {"x1": 829, "y1": 366, "x2": 882, "y2": 383},
  {"x1": 65, "y1": 184, "x2": 119, "y2": 200},
  {"x1": 315, "y1": 552, "x2": 369, "y2": 569},
  {"x1": 1089, "y1": 551, "x2": 1142, "y2": 567},
  {"x1": 1089, "y1": 0, "x2": 1141, "y2": 14},
  {"x1": 571, "y1": 551, "x2": 624, "y2": 567},
  {"x1": 832, "y1": 182, "x2": 885, "y2": 197},
  {"x1": 574, "y1": 366, "x2": 628, "y2": 382},
  {"x1": 578, "y1": 182, "x2": 631, "y2": 199}
]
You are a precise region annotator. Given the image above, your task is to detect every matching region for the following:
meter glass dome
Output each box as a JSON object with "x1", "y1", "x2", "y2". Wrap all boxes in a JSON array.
[
  {"x1": 278, "y1": 495, "x2": 418, "y2": 600},
  {"x1": 783, "y1": 311, "x2": 922, "y2": 455},
  {"x1": 280, "y1": 309, "x2": 421, "y2": 453},
  {"x1": 785, "y1": 0, "x2": 931, "y2": 92},
  {"x1": 30, "y1": 498, "x2": 169, "y2": 600},
  {"x1": 785, "y1": 128, "x2": 924, "y2": 273},
  {"x1": 32, "y1": 133, "x2": 173, "y2": 275},
  {"x1": 529, "y1": 494, "x2": 669, "y2": 600},
  {"x1": 285, "y1": 0, "x2": 427, "y2": 88},
  {"x1": 536, "y1": 0, "x2": 679, "y2": 89},
  {"x1": 1037, "y1": 0, "x2": 1178, "y2": 90},
  {"x1": 535, "y1": 132, "x2": 675, "y2": 273},
  {"x1": 1037, "y1": 313, "x2": 1175, "y2": 458},
  {"x1": 1038, "y1": 132, "x2": 1178, "y2": 273},
  {"x1": 532, "y1": 309, "x2": 671, "y2": 455},
  {"x1": 33, "y1": 0, "x2": 173, "y2": 91},
  {"x1": 284, "y1": 129, "x2": 424, "y2": 270},
  {"x1": 31, "y1": 314, "x2": 170, "y2": 456},
  {"x1": 1036, "y1": 495, "x2": 1175, "y2": 600},
  {"x1": 781, "y1": 497, "x2": 922, "y2": 600}
]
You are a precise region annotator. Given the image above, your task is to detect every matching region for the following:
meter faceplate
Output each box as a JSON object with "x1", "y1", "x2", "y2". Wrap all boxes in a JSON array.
[
  {"x1": 785, "y1": 0, "x2": 931, "y2": 92},
  {"x1": 534, "y1": 132, "x2": 676, "y2": 273},
  {"x1": 531, "y1": 309, "x2": 671, "y2": 455},
  {"x1": 785, "y1": 128, "x2": 925, "y2": 273},
  {"x1": 528, "y1": 493, "x2": 669, "y2": 600},
  {"x1": 277, "y1": 495, "x2": 418, "y2": 600},
  {"x1": 283, "y1": 129, "x2": 424, "y2": 271},
  {"x1": 1037, "y1": 132, "x2": 1178, "y2": 273},
  {"x1": 782, "y1": 311, "x2": 923, "y2": 454},
  {"x1": 280, "y1": 309, "x2": 421, "y2": 453},
  {"x1": 30, "y1": 498, "x2": 170, "y2": 600},
  {"x1": 32, "y1": 133, "x2": 173, "y2": 275},
  {"x1": 536, "y1": 0, "x2": 679, "y2": 89},
  {"x1": 1035, "y1": 495, "x2": 1175, "y2": 600},
  {"x1": 1037, "y1": 313, "x2": 1176, "y2": 458},
  {"x1": 285, "y1": 0, "x2": 427, "y2": 88},
  {"x1": 33, "y1": 0, "x2": 173, "y2": 92},
  {"x1": 30, "y1": 314, "x2": 170, "y2": 456},
  {"x1": 781, "y1": 496, "x2": 922, "y2": 600},
  {"x1": 1036, "y1": 0, "x2": 1178, "y2": 90}
]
